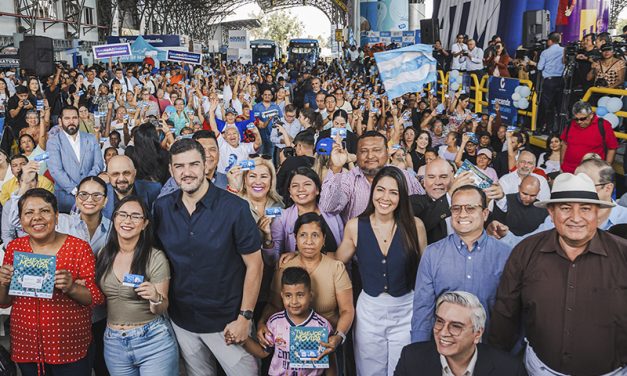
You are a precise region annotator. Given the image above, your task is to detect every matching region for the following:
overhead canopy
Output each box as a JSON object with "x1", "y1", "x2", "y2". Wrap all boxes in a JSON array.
[{"x1": 118, "y1": 35, "x2": 167, "y2": 63}]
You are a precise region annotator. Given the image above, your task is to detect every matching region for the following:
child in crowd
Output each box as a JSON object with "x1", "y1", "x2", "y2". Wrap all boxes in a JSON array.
[{"x1": 242, "y1": 267, "x2": 335, "y2": 376}]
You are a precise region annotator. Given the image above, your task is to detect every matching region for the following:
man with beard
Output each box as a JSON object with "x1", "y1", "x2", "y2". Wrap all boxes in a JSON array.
[
  {"x1": 153, "y1": 139, "x2": 262, "y2": 376},
  {"x1": 320, "y1": 131, "x2": 425, "y2": 223},
  {"x1": 47, "y1": 105, "x2": 104, "y2": 212},
  {"x1": 101, "y1": 155, "x2": 161, "y2": 219}
]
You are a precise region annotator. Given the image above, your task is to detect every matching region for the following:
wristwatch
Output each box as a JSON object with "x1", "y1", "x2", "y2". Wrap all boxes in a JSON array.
[
  {"x1": 239, "y1": 310, "x2": 254, "y2": 320},
  {"x1": 333, "y1": 330, "x2": 346, "y2": 345}
]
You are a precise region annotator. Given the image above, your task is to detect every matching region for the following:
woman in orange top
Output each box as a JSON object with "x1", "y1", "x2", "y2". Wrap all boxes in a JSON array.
[{"x1": 0, "y1": 188, "x2": 104, "y2": 375}]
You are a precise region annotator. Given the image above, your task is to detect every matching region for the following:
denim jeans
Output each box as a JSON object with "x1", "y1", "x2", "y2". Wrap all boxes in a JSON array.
[
  {"x1": 19, "y1": 355, "x2": 91, "y2": 376},
  {"x1": 104, "y1": 316, "x2": 179, "y2": 376}
]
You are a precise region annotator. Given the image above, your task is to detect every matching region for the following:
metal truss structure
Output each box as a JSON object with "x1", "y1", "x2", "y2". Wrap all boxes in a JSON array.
[
  {"x1": 610, "y1": 0, "x2": 627, "y2": 29},
  {"x1": 98, "y1": 0, "x2": 348, "y2": 42}
]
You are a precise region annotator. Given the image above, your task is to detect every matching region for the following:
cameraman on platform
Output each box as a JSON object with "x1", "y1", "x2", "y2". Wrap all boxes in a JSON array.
[
  {"x1": 528, "y1": 32, "x2": 565, "y2": 133},
  {"x1": 572, "y1": 33, "x2": 599, "y2": 102}
]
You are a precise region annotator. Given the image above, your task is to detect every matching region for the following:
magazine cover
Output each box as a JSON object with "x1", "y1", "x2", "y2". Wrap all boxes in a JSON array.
[
  {"x1": 9, "y1": 252, "x2": 56, "y2": 299},
  {"x1": 455, "y1": 159, "x2": 494, "y2": 189},
  {"x1": 289, "y1": 326, "x2": 329, "y2": 369}
]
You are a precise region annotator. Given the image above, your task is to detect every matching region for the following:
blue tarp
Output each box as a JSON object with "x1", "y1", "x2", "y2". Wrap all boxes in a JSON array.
[{"x1": 118, "y1": 35, "x2": 167, "y2": 63}]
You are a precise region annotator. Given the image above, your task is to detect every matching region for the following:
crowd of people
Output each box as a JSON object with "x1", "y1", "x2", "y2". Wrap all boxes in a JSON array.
[{"x1": 0, "y1": 29, "x2": 624, "y2": 376}]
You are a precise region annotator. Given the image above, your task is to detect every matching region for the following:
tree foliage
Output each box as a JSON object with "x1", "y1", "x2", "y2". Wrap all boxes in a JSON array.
[{"x1": 249, "y1": 10, "x2": 305, "y2": 51}]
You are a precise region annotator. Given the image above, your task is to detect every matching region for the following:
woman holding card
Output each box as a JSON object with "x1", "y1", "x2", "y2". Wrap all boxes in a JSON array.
[
  {"x1": 262, "y1": 167, "x2": 343, "y2": 266},
  {"x1": 0, "y1": 188, "x2": 105, "y2": 375},
  {"x1": 95, "y1": 196, "x2": 178, "y2": 375}
]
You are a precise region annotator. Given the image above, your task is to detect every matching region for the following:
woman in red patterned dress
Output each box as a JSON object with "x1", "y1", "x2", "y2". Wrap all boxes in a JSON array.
[{"x1": 0, "y1": 188, "x2": 104, "y2": 375}]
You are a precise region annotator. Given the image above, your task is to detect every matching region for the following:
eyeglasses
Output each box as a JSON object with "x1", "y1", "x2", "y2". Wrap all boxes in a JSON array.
[
  {"x1": 450, "y1": 204, "x2": 484, "y2": 215},
  {"x1": 434, "y1": 317, "x2": 466, "y2": 336},
  {"x1": 574, "y1": 116, "x2": 589, "y2": 122},
  {"x1": 77, "y1": 191, "x2": 106, "y2": 202},
  {"x1": 114, "y1": 211, "x2": 145, "y2": 223}
]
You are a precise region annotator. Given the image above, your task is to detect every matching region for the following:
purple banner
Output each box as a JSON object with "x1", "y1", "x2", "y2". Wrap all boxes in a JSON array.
[{"x1": 92, "y1": 43, "x2": 132, "y2": 60}]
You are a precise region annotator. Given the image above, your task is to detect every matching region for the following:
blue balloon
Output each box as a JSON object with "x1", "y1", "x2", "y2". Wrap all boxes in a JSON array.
[{"x1": 596, "y1": 106, "x2": 609, "y2": 117}]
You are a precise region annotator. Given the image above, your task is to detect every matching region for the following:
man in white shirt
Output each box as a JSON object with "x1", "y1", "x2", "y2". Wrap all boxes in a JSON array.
[
  {"x1": 110, "y1": 68, "x2": 133, "y2": 93},
  {"x1": 498, "y1": 150, "x2": 551, "y2": 201},
  {"x1": 451, "y1": 34, "x2": 468, "y2": 71},
  {"x1": 270, "y1": 104, "x2": 302, "y2": 149},
  {"x1": 463, "y1": 39, "x2": 485, "y2": 76},
  {"x1": 85, "y1": 69, "x2": 103, "y2": 91}
]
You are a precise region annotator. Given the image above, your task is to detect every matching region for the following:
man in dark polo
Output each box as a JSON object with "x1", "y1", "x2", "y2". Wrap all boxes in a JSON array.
[
  {"x1": 153, "y1": 139, "x2": 263, "y2": 375},
  {"x1": 489, "y1": 173, "x2": 627, "y2": 375}
]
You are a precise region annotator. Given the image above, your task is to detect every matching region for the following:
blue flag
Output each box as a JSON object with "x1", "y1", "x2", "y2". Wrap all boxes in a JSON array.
[{"x1": 374, "y1": 44, "x2": 437, "y2": 99}]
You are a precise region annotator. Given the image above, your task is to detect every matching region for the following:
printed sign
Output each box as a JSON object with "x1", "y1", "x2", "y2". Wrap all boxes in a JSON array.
[
  {"x1": 92, "y1": 43, "x2": 132, "y2": 60},
  {"x1": 289, "y1": 327, "x2": 329, "y2": 369},
  {"x1": 166, "y1": 50, "x2": 201, "y2": 64},
  {"x1": 488, "y1": 77, "x2": 519, "y2": 126},
  {"x1": 9, "y1": 252, "x2": 56, "y2": 299}
]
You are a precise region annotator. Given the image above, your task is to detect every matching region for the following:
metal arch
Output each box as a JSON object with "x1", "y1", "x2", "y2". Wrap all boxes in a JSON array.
[
  {"x1": 96, "y1": 0, "x2": 346, "y2": 42},
  {"x1": 610, "y1": 0, "x2": 627, "y2": 30}
]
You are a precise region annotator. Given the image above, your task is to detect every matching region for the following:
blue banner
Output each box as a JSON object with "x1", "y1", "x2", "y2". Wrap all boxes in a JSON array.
[
  {"x1": 488, "y1": 77, "x2": 519, "y2": 126},
  {"x1": 92, "y1": 43, "x2": 131, "y2": 60},
  {"x1": 106, "y1": 35, "x2": 181, "y2": 48},
  {"x1": 166, "y1": 50, "x2": 201, "y2": 64}
]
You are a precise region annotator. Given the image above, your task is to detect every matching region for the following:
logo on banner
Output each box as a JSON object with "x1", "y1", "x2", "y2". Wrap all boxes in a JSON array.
[{"x1": 500, "y1": 78, "x2": 506, "y2": 89}]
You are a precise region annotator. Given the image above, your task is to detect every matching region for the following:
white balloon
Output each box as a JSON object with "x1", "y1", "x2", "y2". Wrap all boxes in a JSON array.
[
  {"x1": 514, "y1": 86, "x2": 521, "y2": 94},
  {"x1": 598, "y1": 96, "x2": 611, "y2": 108},
  {"x1": 606, "y1": 97, "x2": 623, "y2": 113},
  {"x1": 451, "y1": 82, "x2": 460, "y2": 91},
  {"x1": 511, "y1": 93, "x2": 521, "y2": 101},
  {"x1": 519, "y1": 99, "x2": 530, "y2": 110},
  {"x1": 519, "y1": 86, "x2": 531, "y2": 98},
  {"x1": 604, "y1": 113, "x2": 620, "y2": 128},
  {"x1": 450, "y1": 70, "x2": 460, "y2": 79}
]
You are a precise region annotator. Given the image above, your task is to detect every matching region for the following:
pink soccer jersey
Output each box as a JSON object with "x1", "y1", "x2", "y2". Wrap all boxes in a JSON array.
[{"x1": 266, "y1": 309, "x2": 333, "y2": 376}]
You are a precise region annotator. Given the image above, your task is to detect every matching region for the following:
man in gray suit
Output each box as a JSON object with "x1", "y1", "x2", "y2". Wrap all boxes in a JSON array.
[{"x1": 47, "y1": 105, "x2": 104, "y2": 213}]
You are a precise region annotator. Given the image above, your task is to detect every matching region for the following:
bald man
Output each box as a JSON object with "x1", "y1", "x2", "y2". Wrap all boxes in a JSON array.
[
  {"x1": 488, "y1": 158, "x2": 627, "y2": 246},
  {"x1": 489, "y1": 175, "x2": 548, "y2": 236},
  {"x1": 497, "y1": 150, "x2": 551, "y2": 201},
  {"x1": 103, "y1": 155, "x2": 162, "y2": 218},
  {"x1": 411, "y1": 158, "x2": 469, "y2": 244}
]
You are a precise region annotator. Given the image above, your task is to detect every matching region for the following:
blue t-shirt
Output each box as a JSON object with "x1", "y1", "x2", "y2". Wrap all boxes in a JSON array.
[{"x1": 252, "y1": 102, "x2": 283, "y2": 139}]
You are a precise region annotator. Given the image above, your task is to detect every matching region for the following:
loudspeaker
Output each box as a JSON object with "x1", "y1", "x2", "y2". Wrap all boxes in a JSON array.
[
  {"x1": 420, "y1": 18, "x2": 439, "y2": 45},
  {"x1": 19, "y1": 36, "x2": 54, "y2": 77},
  {"x1": 523, "y1": 10, "x2": 551, "y2": 48}
]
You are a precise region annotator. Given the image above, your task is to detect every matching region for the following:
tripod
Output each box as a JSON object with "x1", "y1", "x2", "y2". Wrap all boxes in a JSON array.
[{"x1": 558, "y1": 54, "x2": 577, "y2": 134}]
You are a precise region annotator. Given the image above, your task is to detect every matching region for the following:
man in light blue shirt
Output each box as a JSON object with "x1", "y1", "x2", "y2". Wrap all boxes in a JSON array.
[
  {"x1": 529, "y1": 32, "x2": 565, "y2": 133},
  {"x1": 411, "y1": 185, "x2": 512, "y2": 343},
  {"x1": 488, "y1": 158, "x2": 627, "y2": 247}
]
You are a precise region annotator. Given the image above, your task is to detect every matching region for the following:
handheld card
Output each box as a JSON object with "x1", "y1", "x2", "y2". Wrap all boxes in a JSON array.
[
  {"x1": 36, "y1": 99, "x2": 44, "y2": 111},
  {"x1": 246, "y1": 123, "x2": 256, "y2": 130},
  {"x1": 239, "y1": 160, "x2": 256, "y2": 171},
  {"x1": 331, "y1": 128, "x2": 347, "y2": 139},
  {"x1": 265, "y1": 207, "x2": 282, "y2": 218},
  {"x1": 33, "y1": 152, "x2": 49, "y2": 162},
  {"x1": 122, "y1": 273, "x2": 144, "y2": 288}
]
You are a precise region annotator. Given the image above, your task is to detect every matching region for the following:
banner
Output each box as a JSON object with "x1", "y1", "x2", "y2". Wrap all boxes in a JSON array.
[
  {"x1": 166, "y1": 50, "x2": 201, "y2": 64},
  {"x1": 374, "y1": 43, "x2": 437, "y2": 99},
  {"x1": 488, "y1": 76, "x2": 519, "y2": 126},
  {"x1": 228, "y1": 30, "x2": 249, "y2": 49},
  {"x1": 359, "y1": 0, "x2": 408, "y2": 32},
  {"x1": 106, "y1": 35, "x2": 181, "y2": 48},
  {"x1": 433, "y1": 0, "x2": 609, "y2": 54},
  {"x1": 92, "y1": 43, "x2": 131, "y2": 60}
]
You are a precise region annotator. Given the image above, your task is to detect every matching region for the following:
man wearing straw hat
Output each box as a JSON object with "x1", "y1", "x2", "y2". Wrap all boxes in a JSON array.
[{"x1": 488, "y1": 173, "x2": 627, "y2": 376}]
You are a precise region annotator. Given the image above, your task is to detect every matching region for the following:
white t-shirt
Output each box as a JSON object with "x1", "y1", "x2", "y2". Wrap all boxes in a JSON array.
[
  {"x1": 217, "y1": 137, "x2": 256, "y2": 174},
  {"x1": 451, "y1": 43, "x2": 468, "y2": 70}
]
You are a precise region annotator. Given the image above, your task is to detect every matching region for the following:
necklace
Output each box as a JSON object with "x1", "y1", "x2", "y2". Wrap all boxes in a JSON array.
[{"x1": 373, "y1": 217, "x2": 396, "y2": 243}]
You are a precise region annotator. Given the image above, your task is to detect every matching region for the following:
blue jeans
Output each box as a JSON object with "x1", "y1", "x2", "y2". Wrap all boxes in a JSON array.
[{"x1": 104, "y1": 317, "x2": 179, "y2": 376}]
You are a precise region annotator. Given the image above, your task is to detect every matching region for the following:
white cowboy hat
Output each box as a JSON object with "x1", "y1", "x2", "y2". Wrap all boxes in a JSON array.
[{"x1": 534, "y1": 173, "x2": 615, "y2": 209}]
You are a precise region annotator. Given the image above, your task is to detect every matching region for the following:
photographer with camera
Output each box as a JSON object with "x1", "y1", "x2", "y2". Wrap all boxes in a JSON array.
[
  {"x1": 451, "y1": 34, "x2": 468, "y2": 71},
  {"x1": 527, "y1": 32, "x2": 565, "y2": 133},
  {"x1": 462, "y1": 39, "x2": 485, "y2": 77},
  {"x1": 571, "y1": 33, "x2": 600, "y2": 100},
  {"x1": 587, "y1": 44, "x2": 626, "y2": 89},
  {"x1": 6, "y1": 85, "x2": 35, "y2": 135}
]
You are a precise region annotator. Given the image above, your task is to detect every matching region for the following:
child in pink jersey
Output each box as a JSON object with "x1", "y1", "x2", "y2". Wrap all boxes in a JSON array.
[{"x1": 242, "y1": 267, "x2": 335, "y2": 376}]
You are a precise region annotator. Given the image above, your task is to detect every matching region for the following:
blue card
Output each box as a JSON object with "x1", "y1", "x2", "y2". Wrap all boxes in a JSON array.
[
  {"x1": 331, "y1": 128, "x2": 347, "y2": 139},
  {"x1": 239, "y1": 160, "x2": 255, "y2": 171},
  {"x1": 33, "y1": 152, "x2": 49, "y2": 162},
  {"x1": 122, "y1": 273, "x2": 144, "y2": 287},
  {"x1": 246, "y1": 123, "x2": 256, "y2": 130},
  {"x1": 265, "y1": 207, "x2": 282, "y2": 218}
]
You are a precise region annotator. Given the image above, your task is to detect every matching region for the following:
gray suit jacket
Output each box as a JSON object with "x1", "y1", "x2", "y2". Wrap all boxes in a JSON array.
[{"x1": 47, "y1": 128, "x2": 104, "y2": 194}]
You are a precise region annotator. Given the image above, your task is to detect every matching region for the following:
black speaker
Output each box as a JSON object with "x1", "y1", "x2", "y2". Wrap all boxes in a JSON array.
[
  {"x1": 523, "y1": 10, "x2": 550, "y2": 48},
  {"x1": 420, "y1": 18, "x2": 439, "y2": 45},
  {"x1": 19, "y1": 36, "x2": 54, "y2": 77}
]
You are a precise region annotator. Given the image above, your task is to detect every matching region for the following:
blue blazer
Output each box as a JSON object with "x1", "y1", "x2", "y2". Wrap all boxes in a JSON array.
[
  {"x1": 102, "y1": 180, "x2": 162, "y2": 219},
  {"x1": 47, "y1": 128, "x2": 104, "y2": 194}
]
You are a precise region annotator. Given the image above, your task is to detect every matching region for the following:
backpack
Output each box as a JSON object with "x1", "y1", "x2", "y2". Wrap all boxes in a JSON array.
[{"x1": 564, "y1": 116, "x2": 607, "y2": 156}]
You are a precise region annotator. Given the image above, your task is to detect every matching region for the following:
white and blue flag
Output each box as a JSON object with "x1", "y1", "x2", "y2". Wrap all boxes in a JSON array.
[{"x1": 374, "y1": 44, "x2": 437, "y2": 99}]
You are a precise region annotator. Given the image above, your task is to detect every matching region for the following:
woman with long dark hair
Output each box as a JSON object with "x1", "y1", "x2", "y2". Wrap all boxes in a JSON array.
[
  {"x1": 95, "y1": 196, "x2": 178, "y2": 375},
  {"x1": 335, "y1": 166, "x2": 426, "y2": 376},
  {"x1": 124, "y1": 123, "x2": 169, "y2": 185},
  {"x1": 487, "y1": 41, "x2": 511, "y2": 77},
  {"x1": 537, "y1": 133, "x2": 562, "y2": 173},
  {"x1": 298, "y1": 107, "x2": 324, "y2": 133}
]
